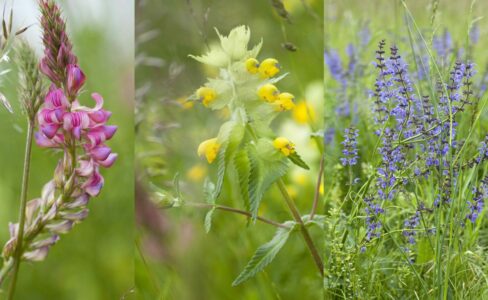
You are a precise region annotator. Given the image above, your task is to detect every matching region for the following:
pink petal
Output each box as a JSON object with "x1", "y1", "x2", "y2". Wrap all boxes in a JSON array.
[
  {"x1": 99, "y1": 153, "x2": 118, "y2": 168},
  {"x1": 91, "y1": 146, "x2": 112, "y2": 161},
  {"x1": 41, "y1": 124, "x2": 60, "y2": 139}
]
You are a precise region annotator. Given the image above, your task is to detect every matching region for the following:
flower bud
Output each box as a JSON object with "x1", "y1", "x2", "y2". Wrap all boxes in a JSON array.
[
  {"x1": 197, "y1": 138, "x2": 220, "y2": 163},
  {"x1": 258, "y1": 84, "x2": 279, "y2": 102},
  {"x1": 66, "y1": 64, "x2": 86, "y2": 97},
  {"x1": 259, "y1": 58, "x2": 280, "y2": 78},
  {"x1": 245, "y1": 58, "x2": 259, "y2": 74},
  {"x1": 196, "y1": 87, "x2": 217, "y2": 107},
  {"x1": 273, "y1": 137, "x2": 295, "y2": 156},
  {"x1": 274, "y1": 92, "x2": 295, "y2": 111}
]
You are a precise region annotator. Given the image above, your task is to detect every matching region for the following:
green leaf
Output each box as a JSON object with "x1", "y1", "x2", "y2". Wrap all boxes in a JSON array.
[
  {"x1": 416, "y1": 238, "x2": 434, "y2": 264},
  {"x1": 203, "y1": 178, "x2": 216, "y2": 204},
  {"x1": 232, "y1": 225, "x2": 292, "y2": 286},
  {"x1": 203, "y1": 178, "x2": 216, "y2": 233},
  {"x1": 204, "y1": 207, "x2": 216, "y2": 233},
  {"x1": 234, "y1": 149, "x2": 251, "y2": 209},
  {"x1": 215, "y1": 121, "x2": 245, "y2": 197},
  {"x1": 248, "y1": 141, "x2": 289, "y2": 220},
  {"x1": 287, "y1": 152, "x2": 310, "y2": 170}
]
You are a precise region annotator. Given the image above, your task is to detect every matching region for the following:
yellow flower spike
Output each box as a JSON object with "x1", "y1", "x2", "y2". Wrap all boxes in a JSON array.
[
  {"x1": 273, "y1": 137, "x2": 295, "y2": 156},
  {"x1": 259, "y1": 58, "x2": 280, "y2": 78},
  {"x1": 197, "y1": 138, "x2": 221, "y2": 163},
  {"x1": 245, "y1": 58, "x2": 260, "y2": 74},
  {"x1": 258, "y1": 83, "x2": 279, "y2": 102},
  {"x1": 274, "y1": 92, "x2": 295, "y2": 111},
  {"x1": 196, "y1": 87, "x2": 217, "y2": 107}
]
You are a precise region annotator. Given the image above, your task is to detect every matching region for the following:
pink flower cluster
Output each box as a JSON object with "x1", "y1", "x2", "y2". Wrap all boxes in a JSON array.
[{"x1": 36, "y1": 64, "x2": 117, "y2": 197}]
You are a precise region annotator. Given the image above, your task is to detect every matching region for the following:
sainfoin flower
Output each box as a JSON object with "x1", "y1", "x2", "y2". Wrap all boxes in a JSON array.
[{"x1": 2, "y1": 0, "x2": 117, "y2": 264}]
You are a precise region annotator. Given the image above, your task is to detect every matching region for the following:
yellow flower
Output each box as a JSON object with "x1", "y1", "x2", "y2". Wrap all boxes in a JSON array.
[
  {"x1": 292, "y1": 100, "x2": 316, "y2": 124},
  {"x1": 259, "y1": 58, "x2": 280, "y2": 78},
  {"x1": 258, "y1": 84, "x2": 279, "y2": 102},
  {"x1": 245, "y1": 58, "x2": 260, "y2": 74},
  {"x1": 273, "y1": 137, "x2": 295, "y2": 156},
  {"x1": 274, "y1": 92, "x2": 295, "y2": 111},
  {"x1": 197, "y1": 138, "x2": 220, "y2": 163},
  {"x1": 196, "y1": 87, "x2": 217, "y2": 107},
  {"x1": 186, "y1": 164, "x2": 207, "y2": 182},
  {"x1": 177, "y1": 97, "x2": 194, "y2": 109}
]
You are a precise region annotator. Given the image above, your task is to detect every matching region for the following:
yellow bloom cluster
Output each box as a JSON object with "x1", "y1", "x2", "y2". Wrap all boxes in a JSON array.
[
  {"x1": 197, "y1": 138, "x2": 221, "y2": 163},
  {"x1": 246, "y1": 57, "x2": 296, "y2": 112},
  {"x1": 245, "y1": 57, "x2": 280, "y2": 78},
  {"x1": 273, "y1": 137, "x2": 295, "y2": 156}
]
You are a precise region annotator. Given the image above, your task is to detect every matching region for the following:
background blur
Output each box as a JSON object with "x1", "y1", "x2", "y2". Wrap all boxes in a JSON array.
[
  {"x1": 0, "y1": 0, "x2": 134, "y2": 299},
  {"x1": 135, "y1": 0, "x2": 324, "y2": 299}
]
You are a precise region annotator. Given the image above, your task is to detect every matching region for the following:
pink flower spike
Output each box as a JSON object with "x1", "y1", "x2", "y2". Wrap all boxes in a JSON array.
[
  {"x1": 66, "y1": 64, "x2": 86, "y2": 96},
  {"x1": 90, "y1": 146, "x2": 112, "y2": 161},
  {"x1": 99, "y1": 153, "x2": 118, "y2": 168},
  {"x1": 83, "y1": 171, "x2": 104, "y2": 197}
]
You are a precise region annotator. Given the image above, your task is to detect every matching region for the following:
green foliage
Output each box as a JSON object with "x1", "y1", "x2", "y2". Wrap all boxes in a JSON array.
[
  {"x1": 232, "y1": 222, "x2": 294, "y2": 286},
  {"x1": 248, "y1": 141, "x2": 289, "y2": 220}
]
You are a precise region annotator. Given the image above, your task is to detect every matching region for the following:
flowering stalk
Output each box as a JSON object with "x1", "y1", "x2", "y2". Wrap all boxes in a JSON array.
[{"x1": 1, "y1": 0, "x2": 117, "y2": 295}]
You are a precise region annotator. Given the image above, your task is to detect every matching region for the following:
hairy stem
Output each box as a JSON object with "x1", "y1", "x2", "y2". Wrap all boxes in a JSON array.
[
  {"x1": 276, "y1": 179, "x2": 324, "y2": 276},
  {"x1": 187, "y1": 202, "x2": 290, "y2": 229},
  {"x1": 7, "y1": 120, "x2": 35, "y2": 299}
]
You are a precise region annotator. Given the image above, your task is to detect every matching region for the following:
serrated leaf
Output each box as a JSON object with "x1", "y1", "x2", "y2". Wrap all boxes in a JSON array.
[
  {"x1": 217, "y1": 25, "x2": 251, "y2": 61},
  {"x1": 215, "y1": 121, "x2": 245, "y2": 197},
  {"x1": 248, "y1": 143, "x2": 289, "y2": 220},
  {"x1": 232, "y1": 225, "x2": 292, "y2": 286},
  {"x1": 234, "y1": 149, "x2": 251, "y2": 209},
  {"x1": 288, "y1": 152, "x2": 310, "y2": 170},
  {"x1": 204, "y1": 207, "x2": 216, "y2": 233},
  {"x1": 203, "y1": 178, "x2": 216, "y2": 204},
  {"x1": 189, "y1": 42, "x2": 229, "y2": 67}
]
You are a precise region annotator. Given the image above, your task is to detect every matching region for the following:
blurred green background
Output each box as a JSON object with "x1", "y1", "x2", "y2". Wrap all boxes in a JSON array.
[
  {"x1": 0, "y1": 0, "x2": 134, "y2": 298},
  {"x1": 135, "y1": 0, "x2": 324, "y2": 299}
]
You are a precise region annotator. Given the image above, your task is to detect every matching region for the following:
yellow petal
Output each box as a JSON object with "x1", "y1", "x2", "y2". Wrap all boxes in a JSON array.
[
  {"x1": 196, "y1": 87, "x2": 217, "y2": 107},
  {"x1": 258, "y1": 84, "x2": 279, "y2": 102},
  {"x1": 259, "y1": 58, "x2": 280, "y2": 78},
  {"x1": 245, "y1": 58, "x2": 260, "y2": 74},
  {"x1": 197, "y1": 138, "x2": 220, "y2": 163}
]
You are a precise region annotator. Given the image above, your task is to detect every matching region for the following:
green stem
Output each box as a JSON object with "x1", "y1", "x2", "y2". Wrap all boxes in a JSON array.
[
  {"x1": 7, "y1": 120, "x2": 35, "y2": 299},
  {"x1": 276, "y1": 179, "x2": 324, "y2": 276}
]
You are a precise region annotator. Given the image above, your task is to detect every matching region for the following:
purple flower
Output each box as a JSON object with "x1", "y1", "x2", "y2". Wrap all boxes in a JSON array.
[{"x1": 340, "y1": 127, "x2": 359, "y2": 166}]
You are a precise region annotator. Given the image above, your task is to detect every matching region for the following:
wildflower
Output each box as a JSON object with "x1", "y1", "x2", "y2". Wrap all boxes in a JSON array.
[
  {"x1": 292, "y1": 100, "x2": 315, "y2": 124},
  {"x1": 258, "y1": 58, "x2": 280, "y2": 78},
  {"x1": 198, "y1": 138, "x2": 220, "y2": 163},
  {"x1": 340, "y1": 127, "x2": 359, "y2": 166},
  {"x1": 476, "y1": 135, "x2": 488, "y2": 164},
  {"x1": 196, "y1": 86, "x2": 217, "y2": 107},
  {"x1": 466, "y1": 177, "x2": 487, "y2": 223},
  {"x1": 364, "y1": 196, "x2": 384, "y2": 241},
  {"x1": 66, "y1": 64, "x2": 86, "y2": 97},
  {"x1": 274, "y1": 92, "x2": 295, "y2": 111},
  {"x1": 273, "y1": 137, "x2": 295, "y2": 156},
  {"x1": 258, "y1": 83, "x2": 279, "y2": 102},
  {"x1": 2, "y1": 0, "x2": 117, "y2": 266},
  {"x1": 402, "y1": 211, "x2": 420, "y2": 244},
  {"x1": 245, "y1": 58, "x2": 259, "y2": 74}
]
